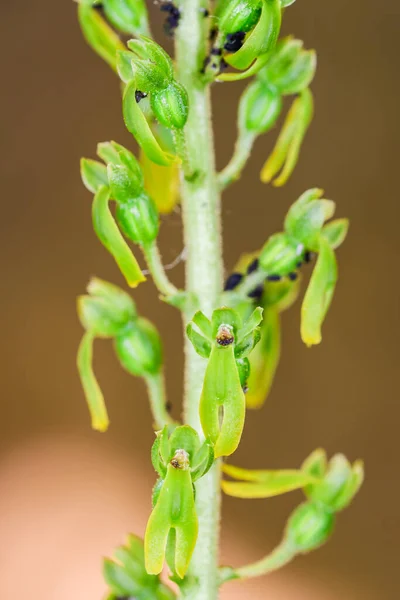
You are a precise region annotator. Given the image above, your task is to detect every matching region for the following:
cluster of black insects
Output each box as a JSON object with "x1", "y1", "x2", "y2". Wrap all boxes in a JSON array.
[
  {"x1": 224, "y1": 252, "x2": 314, "y2": 304},
  {"x1": 157, "y1": 1, "x2": 246, "y2": 75}
]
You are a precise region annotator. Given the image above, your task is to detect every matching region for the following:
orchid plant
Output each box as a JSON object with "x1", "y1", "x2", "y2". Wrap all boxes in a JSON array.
[{"x1": 75, "y1": 1, "x2": 364, "y2": 598}]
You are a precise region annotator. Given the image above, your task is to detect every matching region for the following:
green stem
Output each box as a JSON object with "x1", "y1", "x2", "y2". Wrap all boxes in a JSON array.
[
  {"x1": 218, "y1": 130, "x2": 256, "y2": 191},
  {"x1": 235, "y1": 539, "x2": 297, "y2": 580},
  {"x1": 175, "y1": 1, "x2": 224, "y2": 598},
  {"x1": 145, "y1": 371, "x2": 175, "y2": 430},
  {"x1": 142, "y1": 242, "x2": 179, "y2": 298}
]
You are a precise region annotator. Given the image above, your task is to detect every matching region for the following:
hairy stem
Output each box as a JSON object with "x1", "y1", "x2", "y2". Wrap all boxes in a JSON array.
[
  {"x1": 142, "y1": 242, "x2": 179, "y2": 298},
  {"x1": 145, "y1": 371, "x2": 175, "y2": 430},
  {"x1": 175, "y1": 1, "x2": 224, "y2": 598}
]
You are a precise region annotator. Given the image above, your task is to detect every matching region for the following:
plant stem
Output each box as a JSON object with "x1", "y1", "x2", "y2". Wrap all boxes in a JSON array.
[
  {"x1": 218, "y1": 130, "x2": 256, "y2": 191},
  {"x1": 145, "y1": 371, "x2": 175, "y2": 430},
  {"x1": 142, "y1": 242, "x2": 179, "y2": 298},
  {"x1": 175, "y1": 1, "x2": 224, "y2": 598},
  {"x1": 234, "y1": 539, "x2": 297, "y2": 579}
]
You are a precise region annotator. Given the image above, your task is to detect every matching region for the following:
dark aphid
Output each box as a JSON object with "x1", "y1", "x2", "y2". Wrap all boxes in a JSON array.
[
  {"x1": 219, "y1": 59, "x2": 229, "y2": 73},
  {"x1": 296, "y1": 261, "x2": 303, "y2": 268},
  {"x1": 247, "y1": 283, "x2": 264, "y2": 301},
  {"x1": 266, "y1": 274, "x2": 281, "y2": 282},
  {"x1": 166, "y1": 401, "x2": 173, "y2": 414},
  {"x1": 200, "y1": 7, "x2": 209, "y2": 17},
  {"x1": 224, "y1": 272, "x2": 243, "y2": 291},
  {"x1": 93, "y1": 2, "x2": 104, "y2": 10},
  {"x1": 209, "y1": 27, "x2": 218, "y2": 42},
  {"x1": 224, "y1": 31, "x2": 246, "y2": 53},
  {"x1": 201, "y1": 55, "x2": 211, "y2": 74},
  {"x1": 160, "y1": 1, "x2": 181, "y2": 36},
  {"x1": 288, "y1": 272, "x2": 298, "y2": 281},
  {"x1": 246, "y1": 257, "x2": 259, "y2": 275},
  {"x1": 211, "y1": 47, "x2": 223, "y2": 56},
  {"x1": 242, "y1": 385, "x2": 249, "y2": 394},
  {"x1": 135, "y1": 90, "x2": 147, "y2": 103},
  {"x1": 217, "y1": 325, "x2": 234, "y2": 346},
  {"x1": 304, "y1": 251, "x2": 313, "y2": 263}
]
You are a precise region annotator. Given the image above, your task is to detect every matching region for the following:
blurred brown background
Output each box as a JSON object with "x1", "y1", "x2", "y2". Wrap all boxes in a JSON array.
[{"x1": 1, "y1": 1, "x2": 399, "y2": 598}]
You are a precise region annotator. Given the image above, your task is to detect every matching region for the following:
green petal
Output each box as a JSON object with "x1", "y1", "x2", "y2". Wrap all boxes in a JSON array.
[
  {"x1": 77, "y1": 4, "x2": 125, "y2": 72},
  {"x1": 92, "y1": 186, "x2": 146, "y2": 287},
  {"x1": 77, "y1": 332, "x2": 109, "y2": 432},
  {"x1": 222, "y1": 466, "x2": 316, "y2": 498}
]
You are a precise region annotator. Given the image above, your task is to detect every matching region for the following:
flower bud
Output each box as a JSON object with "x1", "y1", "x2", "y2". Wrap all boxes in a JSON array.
[
  {"x1": 107, "y1": 163, "x2": 143, "y2": 202},
  {"x1": 217, "y1": 0, "x2": 262, "y2": 35},
  {"x1": 116, "y1": 192, "x2": 159, "y2": 246},
  {"x1": 303, "y1": 453, "x2": 364, "y2": 512},
  {"x1": 102, "y1": 0, "x2": 150, "y2": 37},
  {"x1": 258, "y1": 37, "x2": 316, "y2": 96},
  {"x1": 239, "y1": 81, "x2": 282, "y2": 135},
  {"x1": 286, "y1": 199, "x2": 336, "y2": 251},
  {"x1": 150, "y1": 82, "x2": 189, "y2": 130},
  {"x1": 114, "y1": 317, "x2": 162, "y2": 377},
  {"x1": 78, "y1": 277, "x2": 136, "y2": 338},
  {"x1": 286, "y1": 501, "x2": 335, "y2": 553},
  {"x1": 225, "y1": 0, "x2": 282, "y2": 71},
  {"x1": 127, "y1": 37, "x2": 174, "y2": 92},
  {"x1": 259, "y1": 233, "x2": 304, "y2": 276}
]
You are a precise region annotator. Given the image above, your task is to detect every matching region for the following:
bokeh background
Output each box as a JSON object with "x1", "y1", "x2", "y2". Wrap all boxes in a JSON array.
[{"x1": 1, "y1": 1, "x2": 399, "y2": 598}]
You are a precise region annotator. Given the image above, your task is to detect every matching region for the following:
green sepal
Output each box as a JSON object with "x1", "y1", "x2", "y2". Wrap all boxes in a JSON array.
[
  {"x1": 123, "y1": 80, "x2": 178, "y2": 166},
  {"x1": 321, "y1": 218, "x2": 349, "y2": 249},
  {"x1": 98, "y1": 140, "x2": 144, "y2": 187},
  {"x1": 285, "y1": 501, "x2": 335, "y2": 553},
  {"x1": 116, "y1": 193, "x2": 160, "y2": 246},
  {"x1": 211, "y1": 307, "x2": 241, "y2": 338},
  {"x1": 116, "y1": 49, "x2": 136, "y2": 83},
  {"x1": 80, "y1": 158, "x2": 108, "y2": 193},
  {"x1": 225, "y1": 0, "x2": 282, "y2": 71},
  {"x1": 152, "y1": 436, "x2": 167, "y2": 479},
  {"x1": 114, "y1": 317, "x2": 162, "y2": 377},
  {"x1": 237, "y1": 306, "x2": 264, "y2": 340},
  {"x1": 281, "y1": 0, "x2": 296, "y2": 6},
  {"x1": 169, "y1": 425, "x2": 201, "y2": 463},
  {"x1": 301, "y1": 448, "x2": 327, "y2": 480},
  {"x1": 103, "y1": 558, "x2": 141, "y2": 597},
  {"x1": 77, "y1": 331, "x2": 109, "y2": 432},
  {"x1": 192, "y1": 311, "x2": 213, "y2": 339},
  {"x1": 77, "y1": 291, "x2": 134, "y2": 338},
  {"x1": 186, "y1": 323, "x2": 212, "y2": 358},
  {"x1": 102, "y1": 0, "x2": 150, "y2": 37},
  {"x1": 301, "y1": 236, "x2": 337, "y2": 346},
  {"x1": 92, "y1": 186, "x2": 146, "y2": 287},
  {"x1": 77, "y1": 4, "x2": 125, "y2": 72},
  {"x1": 152, "y1": 477, "x2": 165, "y2": 506},
  {"x1": 277, "y1": 49, "x2": 317, "y2": 95},
  {"x1": 286, "y1": 199, "x2": 336, "y2": 251},
  {"x1": 221, "y1": 464, "x2": 317, "y2": 498},
  {"x1": 284, "y1": 187, "x2": 324, "y2": 233},
  {"x1": 127, "y1": 36, "x2": 174, "y2": 84},
  {"x1": 200, "y1": 343, "x2": 245, "y2": 458},
  {"x1": 145, "y1": 464, "x2": 198, "y2": 578},
  {"x1": 234, "y1": 327, "x2": 261, "y2": 358},
  {"x1": 190, "y1": 441, "x2": 215, "y2": 482},
  {"x1": 261, "y1": 88, "x2": 314, "y2": 187},
  {"x1": 236, "y1": 356, "x2": 250, "y2": 389}
]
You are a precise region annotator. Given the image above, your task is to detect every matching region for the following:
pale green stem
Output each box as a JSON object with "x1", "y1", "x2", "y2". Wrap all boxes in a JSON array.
[
  {"x1": 175, "y1": 1, "x2": 224, "y2": 598},
  {"x1": 234, "y1": 539, "x2": 297, "y2": 580},
  {"x1": 218, "y1": 130, "x2": 256, "y2": 191},
  {"x1": 144, "y1": 371, "x2": 175, "y2": 430},
  {"x1": 142, "y1": 242, "x2": 179, "y2": 298}
]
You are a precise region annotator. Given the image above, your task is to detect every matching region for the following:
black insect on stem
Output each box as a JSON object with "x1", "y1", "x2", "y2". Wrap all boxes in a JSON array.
[
  {"x1": 224, "y1": 31, "x2": 246, "y2": 53},
  {"x1": 160, "y1": 1, "x2": 181, "y2": 37},
  {"x1": 224, "y1": 272, "x2": 243, "y2": 291}
]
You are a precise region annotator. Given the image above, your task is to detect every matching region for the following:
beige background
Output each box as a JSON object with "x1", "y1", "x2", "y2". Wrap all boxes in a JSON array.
[{"x1": 0, "y1": 0, "x2": 399, "y2": 598}]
